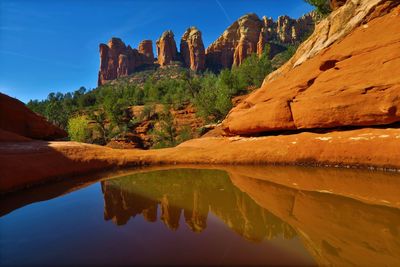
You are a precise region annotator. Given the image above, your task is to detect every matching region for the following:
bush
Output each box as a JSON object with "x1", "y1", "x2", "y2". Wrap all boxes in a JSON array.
[
  {"x1": 140, "y1": 104, "x2": 156, "y2": 120},
  {"x1": 68, "y1": 116, "x2": 91, "y2": 143},
  {"x1": 176, "y1": 126, "x2": 193, "y2": 144},
  {"x1": 194, "y1": 73, "x2": 232, "y2": 122},
  {"x1": 151, "y1": 106, "x2": 177, "y2": 149}
]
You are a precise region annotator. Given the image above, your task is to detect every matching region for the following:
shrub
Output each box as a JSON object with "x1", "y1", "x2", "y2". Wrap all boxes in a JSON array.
[
  {"x1": 68, "y1": 116, "x2": 91, "y2": 143},
  {"x1": 176, "y1": 126, "x2": 193, "y2": 144},
  {"x1": 151, "y1": 106, "x2": 177, "y2": 149}
]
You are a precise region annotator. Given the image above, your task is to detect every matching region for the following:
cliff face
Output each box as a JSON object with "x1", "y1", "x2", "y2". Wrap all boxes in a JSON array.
[
  {"x1": 180, "y1": 27, "x2": 206, "y2": 71},
  {"x1": 0, "y1": 93, "x2": 67, "y2": 140},
  {"x1": 222, "y1": 0, "x2": 400, "y2": 135},
  {"x1": 98, "y1": 38, "x2": 155, "y2": 86},
  {"x1": 206, "y1": 13, "x2": 315, "y2": 70}
]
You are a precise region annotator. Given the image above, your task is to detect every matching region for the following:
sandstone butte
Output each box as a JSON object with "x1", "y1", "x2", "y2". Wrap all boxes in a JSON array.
[
  {"x1": 1, "y1": 0, "x2": 400, "y2": 193},
  {"x1": 180, "y1": 27, "x2": 206, "y2": 72}
]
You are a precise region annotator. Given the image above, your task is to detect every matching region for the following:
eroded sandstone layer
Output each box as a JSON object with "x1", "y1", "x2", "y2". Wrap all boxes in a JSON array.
[{"x1": 223, "y1": 1, "x2": 400, "y2": 134}]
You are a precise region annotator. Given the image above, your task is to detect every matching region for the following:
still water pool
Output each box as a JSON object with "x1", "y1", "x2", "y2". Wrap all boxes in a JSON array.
[{"x1": 1, "y1": 167, "x2": 400, "y2": 266}]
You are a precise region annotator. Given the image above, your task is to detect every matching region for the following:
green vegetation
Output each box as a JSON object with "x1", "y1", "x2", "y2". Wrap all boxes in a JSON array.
[
  {"x1": 27, "y1": 45, "x2": 296, "y2": 147},
  {"x1": 150, "y1": 106, "x2": 194, "y2": 149},
  {"x1": 67, "y1": 116, "x2": 90, "y2": 142},
  {"x1": 304, "y1": 0, "x2": 331, "y2": 16}
]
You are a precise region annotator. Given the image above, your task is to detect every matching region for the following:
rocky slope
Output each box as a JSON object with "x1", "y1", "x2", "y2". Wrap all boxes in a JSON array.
[
  {"x1": 223, "y1": 0, "x2": 400, "y2": 134},
  {"x1": 0, "y1": 93, "x2": 67, "y2": 140}
]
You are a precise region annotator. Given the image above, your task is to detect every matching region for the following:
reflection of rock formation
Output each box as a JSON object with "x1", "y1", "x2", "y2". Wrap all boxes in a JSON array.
[
  {"x1": 101, "y1": 169, "x2": 294, "y2": 241},
  {"x1": 229, "y1": 173, "x2": 400, "y2": 267},
  {"x1": 102, "y1": 181, "x2": 158, "y2": 225},
  {"x1": 101, "y1": 167, "x2": 400, "y2": 266}
]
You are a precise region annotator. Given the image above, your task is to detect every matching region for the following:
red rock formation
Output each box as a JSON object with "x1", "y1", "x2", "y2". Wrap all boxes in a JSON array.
[
  {"x1": 0, "y1": 93, "x2": 67, "y2": 140},
  {"x1": 156, "y1": 30, "x2": 178, "y2": 66},
  {"x1": 138, "y1": 40, "x2": 155, "y2": 64},
  {"x1": 98, "y1": 38, "x2": 155, "y2": 86},
  {"x1": 180, "y1": 27, "x2": 205, "y2": 71},
  {"x1": 223, "y1": 1, "x2": 400, "y2": 135},
  {"x1": 206, "y1": 13, "x2": 315, "y2": 70}
]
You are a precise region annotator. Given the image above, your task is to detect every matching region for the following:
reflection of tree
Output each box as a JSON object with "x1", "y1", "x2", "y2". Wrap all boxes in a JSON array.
[{"x1": 101, "y1": 169, "x2": 296, "y2": 242}]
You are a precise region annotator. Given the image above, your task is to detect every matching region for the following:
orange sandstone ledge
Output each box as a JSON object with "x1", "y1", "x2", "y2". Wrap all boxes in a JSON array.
[{"x1": 0, "y1": 127, "x2": 399, "y2": 193}]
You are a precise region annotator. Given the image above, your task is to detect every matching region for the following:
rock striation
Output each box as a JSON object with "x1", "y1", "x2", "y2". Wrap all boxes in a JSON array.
[
  {"x1": 222, "y1": 0, "x2": 400, "y2": 135},
  {"x1": 0, "y1": 93, "x2": 67, "y2": 140},
  {"x1": 156, "y1": 30, "x2": 179, "y2": 66},
  {"x1": 98, "y1": 38, "x2": 155, "y2": 86},
  {"x1": 206, "y1": 13, "x2": 315, "y2": 70},
  {"x1": 180, "y1": 27, "x2": 206, "y2": 71}
]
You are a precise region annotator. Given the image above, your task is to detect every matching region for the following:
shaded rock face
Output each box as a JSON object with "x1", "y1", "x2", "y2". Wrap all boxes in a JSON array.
[
  {"x1": 156, "y1": 30, "x2": 178, "y2": 66},
  {"x1": 0, "y1": 93, "x2": 67, "y2": 140},
  {"x1": 206, "y1": 13, "x2": 315, "y2": 70},
  {"x1": 98, "y1": 37, "x2": 155, "y2": 86},
  {"x1": 180, "y1": 27, "x2": 205, "y2": 71},
  {"x1": 222, "y1": 0, "x2": 400, "y2": 135}
]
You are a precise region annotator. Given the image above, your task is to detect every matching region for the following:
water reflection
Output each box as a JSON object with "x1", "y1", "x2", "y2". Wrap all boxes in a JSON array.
[
  {"x1": 1, "y1": 166, "x2": 400, "y2": 266},
  {"x1": 229, "y1": 170, "x2": 400, "y2": 267},
  {"x1": 100, "y1": 167, "x2": 400, "y2": 266},
  {"x1": 101, "y1": 169, "x2": 296, "y2": 242}
]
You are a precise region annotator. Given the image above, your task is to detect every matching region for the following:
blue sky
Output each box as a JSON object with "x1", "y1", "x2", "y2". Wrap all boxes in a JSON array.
[{"x1": 0, "y1": 0, "x2": 313, "y2": 103}]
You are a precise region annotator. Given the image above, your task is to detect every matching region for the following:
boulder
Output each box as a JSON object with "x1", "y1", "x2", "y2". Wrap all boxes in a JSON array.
[
  {"x1": 222, "y1": 1, "x2": 400, "y2": 135},
  {"x1": 0, "y1": 93, "x2": 67, "y2": 140},
  {"x1": 156, "y1": 30, "x2": 178, "y2": 66},
  {"x1": 180, "y1": 27, "x2": 205, "y2": 71}
]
